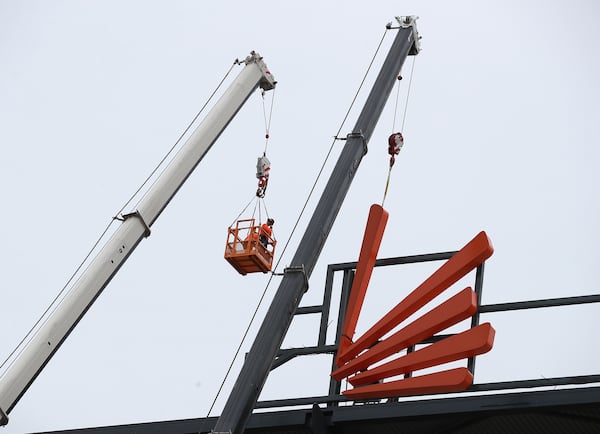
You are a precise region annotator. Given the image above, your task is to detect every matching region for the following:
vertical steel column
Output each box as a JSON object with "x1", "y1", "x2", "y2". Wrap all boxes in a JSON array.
[
  {"x1": 318, "y1": 265, "x2": 336, "y2": 348},
  {"x1": 328, "y1": 268, "x2": 354, "y2": 404},
  {"x1": 213, "y1": 18, "x2": 420, "y2": 434},
  {"x1": 467, "y1": 262, "x2": 486, "y2": 374}
]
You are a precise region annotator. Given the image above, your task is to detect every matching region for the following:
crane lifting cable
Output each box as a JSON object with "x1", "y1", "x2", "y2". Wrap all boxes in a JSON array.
[
  {"x1": 381, "y1": 55, "x2": 416, "y2": 206},
  {"x1": 224, "y1": 91, "x2": 277, "y2": 275},
  {"x1": 256, "y1": 87, "x2": 275, "y2": 197}
]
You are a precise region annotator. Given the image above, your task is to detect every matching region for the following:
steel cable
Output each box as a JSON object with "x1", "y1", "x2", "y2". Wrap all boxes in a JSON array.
[{"x1": 206, "y1": 27, "x2": 391, "y2": 417}]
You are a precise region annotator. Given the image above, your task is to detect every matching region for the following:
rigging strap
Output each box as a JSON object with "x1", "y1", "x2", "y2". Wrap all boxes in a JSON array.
[{"x1": 261, "y1": 88, "x2": 275, "y2": 155}]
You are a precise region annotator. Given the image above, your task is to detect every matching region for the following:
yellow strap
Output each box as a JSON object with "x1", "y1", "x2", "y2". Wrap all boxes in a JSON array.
[{"x1": 382, "y1": 165, "x2": 392, "y2": 207}]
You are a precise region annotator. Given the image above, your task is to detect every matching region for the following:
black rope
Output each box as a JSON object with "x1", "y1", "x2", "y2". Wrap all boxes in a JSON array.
[
  {"x1": 206, "y1": 27, "x2": 391, "y2": 417},
  {"x1": 128, "y1": 60, "x2": 239, "y2": 213},
  {"x1": 0, "y1": 219, "x2": 117, "y2": 374},
  {"x1": 400, "y1": 56, "x2": 416, "y2": 133},
  {"x1": 270, "y1": 27, "x2": 389, "y2": 272},
  {"x1": 0, "y1": 59, "x2": 242, "y2": 374},
  {"x1": 229, "y1": 194, "x2": 257, "y2": 227},
  {"x1": 205, "y1": 271, "x2": 277, "y2": 417}
]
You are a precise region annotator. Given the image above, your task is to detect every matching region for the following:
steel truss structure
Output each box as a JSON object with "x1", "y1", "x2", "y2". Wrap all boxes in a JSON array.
[{"x1": 44, "y1": 250, "x2": 600, "y2": 433}]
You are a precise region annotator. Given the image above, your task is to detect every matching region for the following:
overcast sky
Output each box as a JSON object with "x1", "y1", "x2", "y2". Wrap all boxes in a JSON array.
[{"x1": 1, "y1": 1, "x2": 599, "y2": 433}]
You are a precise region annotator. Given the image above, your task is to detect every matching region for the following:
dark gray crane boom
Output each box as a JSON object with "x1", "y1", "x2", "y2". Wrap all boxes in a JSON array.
[{"x1": 213, "y1": 16, "x2": 421, "y2": 434}]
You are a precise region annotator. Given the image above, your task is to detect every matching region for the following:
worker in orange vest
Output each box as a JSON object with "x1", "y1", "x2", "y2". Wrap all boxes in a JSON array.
[{"x1": 259, "y1": 218, "x2": 274, "y2": 247}]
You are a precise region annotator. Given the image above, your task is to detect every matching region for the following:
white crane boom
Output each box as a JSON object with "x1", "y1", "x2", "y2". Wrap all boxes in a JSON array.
[{"x1": 0, "y1": 51, "x2": 276, "y2": 425}]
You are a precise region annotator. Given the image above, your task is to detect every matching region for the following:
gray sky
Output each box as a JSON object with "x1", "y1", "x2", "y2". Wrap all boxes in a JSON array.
[{"x1": 1, "y1": 1, "x2": 599, "y2": 433}]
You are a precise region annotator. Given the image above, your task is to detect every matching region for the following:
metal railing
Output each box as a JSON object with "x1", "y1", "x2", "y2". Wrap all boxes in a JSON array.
[{"x1": 259, "y1": 251, "x2": 600, "y2": 409}]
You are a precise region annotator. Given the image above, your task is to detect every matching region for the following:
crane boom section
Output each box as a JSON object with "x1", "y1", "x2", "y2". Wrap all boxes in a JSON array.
[
  {"x1": 213, "y1": 16, "x2": 420, "y2": 434},
  {"x1": 0, "y1": 52, "x2": 275, "y2": 424}
]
